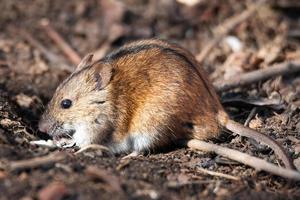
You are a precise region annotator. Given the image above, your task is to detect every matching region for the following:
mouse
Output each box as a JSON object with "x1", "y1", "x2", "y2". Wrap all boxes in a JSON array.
[{"x1": 38, "y1": 39, "x2": 294, "y2": 170}]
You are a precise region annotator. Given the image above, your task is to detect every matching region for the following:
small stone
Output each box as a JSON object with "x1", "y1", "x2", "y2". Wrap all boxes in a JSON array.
[
  {"x1": 294, "y1": 144, "x2": 300, "y2": 154},
  {"x1": 294, "y1": 157, "x2": 300, "y2": 171},
  {"x1": 38, "y1": 182, "x2": 67, "y2": 200},
  {"x1": 0, "y1": 171, "x2": 7, "y2": 179}
]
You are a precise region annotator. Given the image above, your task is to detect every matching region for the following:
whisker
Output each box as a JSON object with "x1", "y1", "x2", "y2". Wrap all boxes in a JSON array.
[{"x1": 65, "y1": 132, "x2": 74, "y2": 139}]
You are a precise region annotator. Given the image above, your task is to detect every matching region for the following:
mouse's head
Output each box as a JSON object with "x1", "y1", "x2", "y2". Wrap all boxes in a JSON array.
[{"x1": 38, "y1": 54, "x2": 113, "y2": 148}]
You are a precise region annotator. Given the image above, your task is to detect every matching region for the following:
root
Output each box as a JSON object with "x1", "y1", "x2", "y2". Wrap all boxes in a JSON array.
[
  {"x1": 187, "y1": 139, "x2": 300, "y2": 180},
  {"x1": 214, "y1": 60, "x2": 300, "y2": 92},
  {"x1": 8, "y1": 151, "x2": 67, "y2": 171}
]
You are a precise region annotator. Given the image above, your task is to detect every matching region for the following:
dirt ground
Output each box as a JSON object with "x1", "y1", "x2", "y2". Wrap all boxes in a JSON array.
[{"x1": 1, "y1": 0, "x2": 300, "y2": 199}]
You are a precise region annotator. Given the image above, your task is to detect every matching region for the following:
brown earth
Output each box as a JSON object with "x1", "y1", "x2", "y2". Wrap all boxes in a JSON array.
[{"x1": 0, "y1": 0, "x2": 300, "y2": 199}]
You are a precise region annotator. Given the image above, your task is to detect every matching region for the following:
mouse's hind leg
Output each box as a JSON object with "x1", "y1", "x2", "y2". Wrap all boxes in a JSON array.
[
  {"x1": 109, "y1": 116, "x2": 176, "y2": 154},
  {"x1": 127, "y1": 106, "x2": 183, "y2": 153},
  {"x1": 190, "y1": 112, "x2": 222, "y2": 140}
]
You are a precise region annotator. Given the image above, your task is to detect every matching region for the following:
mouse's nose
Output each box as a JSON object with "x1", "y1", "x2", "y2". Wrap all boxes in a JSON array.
[{"x1": 38, "y1": 120, "x2": 51, "y2": 133}]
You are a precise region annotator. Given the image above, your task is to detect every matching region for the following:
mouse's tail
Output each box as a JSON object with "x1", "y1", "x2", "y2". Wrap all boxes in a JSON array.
[
  {"x1": 217, "y1": 111, "x2": 295, "y2": 170},
  {"x1": 187, "y1": 139, "x2": 300, "y2": 180}
]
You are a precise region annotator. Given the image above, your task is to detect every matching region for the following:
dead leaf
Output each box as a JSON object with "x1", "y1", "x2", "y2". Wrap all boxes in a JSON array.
[
  {"x1": 18, "y1": 172, "x2": 28, "y2": 181},
  {"x1": 296, "y1": 122, "x2": 300, "y2": 132},
  {"x1": 286, "y1": 51, "x2": 300, "y2": 60},
  {"x1": 293, "y1": 157, "x2": 300, "y2": 171},
  {"x1": 38, "y1": 182, "x2": 68, "y2": 200},
  {"x1": 257, "y1": 35, "x2": 285, "y2": 65},
  {"x1": 28, "y1": 52, "x2": 49, "y2": 75},
  {"x1": 215, "y1": 187, "x2": 230, "y2": 197},
  {"x1": 249, "y1": 115, "x2": 263, "y2": 130},
  {"x1": 15, "y1": 93, "x2": 35, "y2": 108},
  {"x1": 177, "y1": 173, "x2": 190, "y2": 184},
  {"x1": 85, "y1": 166, "x2": 123, "y2": 193},
  {"x1": 287, "y1": 136, "x2": 300, "y2": 144},
  {"x1": 0, "y1": 118, "x2": 20, "y2": 128},
  {"x1": 222, "y1": 52, "x2": 248, "y2": 79},
  {"x1": 294, "y1": 144, "x2": 300, "y2": 154},
  {"x1": 262, "y1": 77, "x2": 283, "y2": 96}
]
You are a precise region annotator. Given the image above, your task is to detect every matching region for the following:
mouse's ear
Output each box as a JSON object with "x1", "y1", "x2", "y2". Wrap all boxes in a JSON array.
[
  {"x1": 75, "y1": 54, "x2": 94, "y2": 71},
  {"x1": 93, "y1": 62, "x2": 113, "y2": 90}
]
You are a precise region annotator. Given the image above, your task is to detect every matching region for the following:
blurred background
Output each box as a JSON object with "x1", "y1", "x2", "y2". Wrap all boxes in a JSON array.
[
  {"x1": 1, "y1": 0, "x2": 300, "y2": 199},
  {"x1": 1, "y1": 0, "x2": 299, "y2": 98}
]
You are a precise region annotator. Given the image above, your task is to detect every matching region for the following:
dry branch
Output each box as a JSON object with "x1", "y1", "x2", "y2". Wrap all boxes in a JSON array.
[
  {"x1": 40, "y1": 19, "x2": 81, "y2": 65},
  {"x1": 196, "y1": 1, "x2": 263, "y2": 63},
  {"x1": 9, "y1": 151, "x2": 67, "y2": 171},
  {"x1": 214, "y1": 60, "x2": 300, "y2": 92},
  {"x1": 244, "y1": 107, "x2": 258, "y2": 127},
  {"x1": 187, "y1": 139, "x2": 300, "y2": 180},
  {"x1": 19, "y1": 28, "x2": 59, "y2": 63},
  {"x1": 197, "y1": 167, "x2": 240, "y2": 181}
]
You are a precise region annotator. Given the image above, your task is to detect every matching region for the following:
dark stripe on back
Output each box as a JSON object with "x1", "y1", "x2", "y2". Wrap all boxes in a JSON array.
[
  {"x1": 101, "y1": 42, "x2": 217, "y2": 99},
  {"x1": 60, "y1": 41, "x2": 216, "y2": 100},
  {"x1": 160, "y1": 48, "x2": 216, "y2": 99},
  {"x1": 102, "y1": 44, "x2": 163, "y2": 62}
]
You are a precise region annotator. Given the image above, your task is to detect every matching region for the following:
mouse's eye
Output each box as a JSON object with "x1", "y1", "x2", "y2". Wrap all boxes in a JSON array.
[{"x1": 61, "y1": 99, "x2": 72, "y2": 109}]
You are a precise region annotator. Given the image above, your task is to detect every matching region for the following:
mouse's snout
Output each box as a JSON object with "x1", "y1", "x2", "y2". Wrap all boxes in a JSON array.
[
  {"x1": 38, "y1": 118, "x2": 52, "y2": 133},
  {"x1": 38, "y1": 113, "x2": 56, "y2": 135}
]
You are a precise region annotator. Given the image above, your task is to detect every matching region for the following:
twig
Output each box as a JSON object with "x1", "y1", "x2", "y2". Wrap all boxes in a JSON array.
[
  {"x1": 167, "y1": 180, "x2": 216, "y2": 188},
  {"x1": 187, "y1": 139, "x2": 300, "y2": 180},
  {"x1": 244, "y1": 107, "x2": 258, "y2": 127},
  {"x1": 15, "y1": 27, "x2": 73, "y2": 72},
  {"x1": 243, "y1": 108, "x2": 268, "y2": 154},
  {"x1": 197, "y1": 167, "x2": 241, "y2": 181},
  {"x1": 196, "y1": 2, "x2": 263, "y2": 63},
  {"x1": 9, "y1": 151, "x2": 67, "y2": 171},
  {"x1": 18, "y1": 29, "x2": 59, "y2": 63},
  {"x1": 40, "y1": 19, "x2": 81, "y2": 65},
  {"x1": 214, "y1": 60, "x2": 300, "y2": 92}
]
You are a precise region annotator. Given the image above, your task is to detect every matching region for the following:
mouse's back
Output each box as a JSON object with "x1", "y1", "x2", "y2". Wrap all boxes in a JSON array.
[{"x1": 102, "y1": 39, "x2": 225, "y2": 152}]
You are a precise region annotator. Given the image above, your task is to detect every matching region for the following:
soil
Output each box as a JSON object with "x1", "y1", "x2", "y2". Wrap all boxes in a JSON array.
[{"x1": 0, "y1": 0, "x2": 300, "y2": 199}]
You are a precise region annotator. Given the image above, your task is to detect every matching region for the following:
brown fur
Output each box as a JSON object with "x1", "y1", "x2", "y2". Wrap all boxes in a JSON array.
[
  {"x1": 39, "y1": 39, "x2": 292, "y2": 170},
  {"x1": 39, "y1": 39, "x2": 225, "y2": 150},
  {"x1": 105, "y1": 39, "x2": 225, "y2": 148}
]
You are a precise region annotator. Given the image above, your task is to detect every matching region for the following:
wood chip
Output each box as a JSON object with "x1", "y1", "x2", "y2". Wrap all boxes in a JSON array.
[
  {"x1": 197, "y1": 167, "x2": 241, "y2": 181},
  {"x1": 9, "y1": 151, "x2": 67, "y2": 171}
]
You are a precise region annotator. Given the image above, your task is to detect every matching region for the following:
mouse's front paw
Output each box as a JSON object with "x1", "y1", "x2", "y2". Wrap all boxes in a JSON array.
[{"x1": 53, "y1": 136, "x2": 76, "y2": 148}]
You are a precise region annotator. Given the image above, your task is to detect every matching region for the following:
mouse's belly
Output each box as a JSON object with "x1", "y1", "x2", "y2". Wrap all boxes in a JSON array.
[{"x1": 107, "y1": 133, "x2": 155, "y2": 153}]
